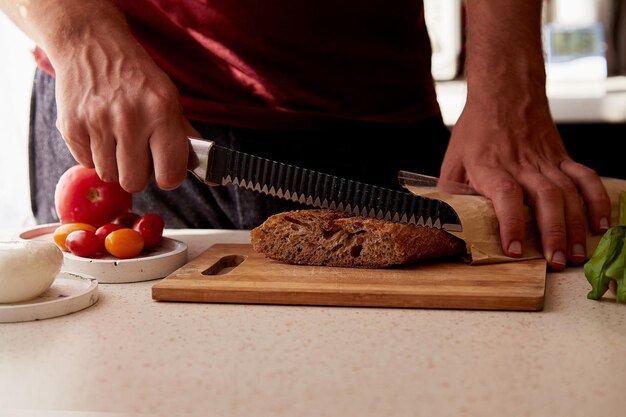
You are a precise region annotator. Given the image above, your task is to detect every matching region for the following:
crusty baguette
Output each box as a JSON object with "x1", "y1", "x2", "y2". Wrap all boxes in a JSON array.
[{"x1": 250, "y1": 210, "x2": 466, "y2": 268}]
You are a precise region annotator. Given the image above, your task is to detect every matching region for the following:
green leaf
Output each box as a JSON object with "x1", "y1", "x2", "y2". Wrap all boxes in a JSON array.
[
  {"x1": 606, "y1": 237, "x2": 626, "y2": 303},
  {"x1": 583, "y1": 190, "x2": 626, "y2": 303},
  {"x1": 619, "y1": 191, "x2": 626, "y2": 225},
  {"x1": 617, "y1": 267, "x2": 626, "y2": 303},
  {"x1": 584, "y1": 226, "x2": 626, "y2": 300}
]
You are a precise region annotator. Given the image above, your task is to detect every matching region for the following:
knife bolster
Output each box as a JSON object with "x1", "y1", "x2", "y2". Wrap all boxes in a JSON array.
[{"x1": 188, "y1": 138, "x2": 216, "y2": 183}]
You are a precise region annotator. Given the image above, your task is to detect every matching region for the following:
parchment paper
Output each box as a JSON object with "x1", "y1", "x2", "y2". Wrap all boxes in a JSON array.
[{"x1": 404, "y1": 178, "x2": 626, "y2": 265}]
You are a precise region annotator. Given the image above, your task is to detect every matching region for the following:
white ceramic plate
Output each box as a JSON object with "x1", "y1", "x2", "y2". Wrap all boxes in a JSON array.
[
  {"x1": 19, "y1": 223, "x2": 188, "y2": 283},
  {"x1": 0, "y1": 271, "x2": 98, "y2": 323}
]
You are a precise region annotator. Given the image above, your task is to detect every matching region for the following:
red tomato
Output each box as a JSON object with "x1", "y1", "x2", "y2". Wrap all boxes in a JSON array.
[
  {"x1": 132, "y1": 213, "x2": 165, "y2": 249},
  {"x1": 53, "y1": 222, "x2": 97, "y2": 252},
  {"x1": 54, "y1": 165, "x2": 133, "y2": 227},
  {"x1": 110, "y1": 212, "x2": 140, "y2": 228},
  {"x1": 104, "y1": 229, "x2": 144, "y2": 259},
  {"x1": 95, "y1": 223, "x2": 124, "y2": 241},
  {"x1": 95, "y1": 223, "x2": 124, "y2": 252},
  {"x1": 65, "y1": 230, "x2": 101, "y2": 258}
]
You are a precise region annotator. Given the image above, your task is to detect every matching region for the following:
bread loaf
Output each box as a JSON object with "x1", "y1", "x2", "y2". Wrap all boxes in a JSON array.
[{"x1": 251, "y1": 210, "x2": 466, "y2": 268}]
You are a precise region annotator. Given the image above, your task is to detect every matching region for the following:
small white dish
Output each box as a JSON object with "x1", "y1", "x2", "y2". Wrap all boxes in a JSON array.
[
  {"x1": 19, "y1": 223, "x2": 188, "y2": 284},
  {"x1": 0, "y1": 271, "x2": 98, "y2": 323}
]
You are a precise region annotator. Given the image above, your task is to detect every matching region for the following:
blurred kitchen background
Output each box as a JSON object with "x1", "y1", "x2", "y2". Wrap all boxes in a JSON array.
[
  {"x1": 0, "y1": 12, "x2": 35, "y2": 229},
  {"x1": 427, "y1": 0, "x2": 626, "y2": 181},
  {"x1": 0, "y1": 0, "x2": 625, "y2": 229}
]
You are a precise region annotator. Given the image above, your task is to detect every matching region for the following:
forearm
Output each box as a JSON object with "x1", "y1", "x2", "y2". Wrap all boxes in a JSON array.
[
  {"x1": 2, "y1": 0, "x2": 193, "y2": 192},
  {"x1": 0, "y1": 0, "x2": 134, "y2": 67},
  {"x1": 464, "y1": 0, "x2": 547, "y2": 105},
  {"x1": 444, "y1": 0, "x2": 612, "y2": 270}
]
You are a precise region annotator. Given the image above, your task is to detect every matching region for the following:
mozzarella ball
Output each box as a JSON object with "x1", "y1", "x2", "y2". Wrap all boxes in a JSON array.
[{"x1": 0, "y1": 240, "x2": 63, "y2": 303}]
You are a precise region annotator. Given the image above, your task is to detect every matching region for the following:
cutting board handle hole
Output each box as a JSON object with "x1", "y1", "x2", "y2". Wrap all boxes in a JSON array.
[{"x1": 202, "y1": 255, "x2": 247, "y2": 276}]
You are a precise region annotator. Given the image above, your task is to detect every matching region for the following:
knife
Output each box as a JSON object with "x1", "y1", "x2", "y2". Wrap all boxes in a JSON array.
[
  {"x1": 187, "y1": 137, "x2": 462, "y2": 232},
  {"x1": 397, "y1": 170, "x2": 478, "y2": 195}
]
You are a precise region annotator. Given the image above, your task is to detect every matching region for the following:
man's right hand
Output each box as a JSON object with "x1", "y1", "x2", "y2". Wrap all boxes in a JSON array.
[
  {"x1": 52, "y1": 30, "x2": 198, "y2": 192},
  {"x1": 1, "y1": 0, "x2": 199, "y2": 192}
]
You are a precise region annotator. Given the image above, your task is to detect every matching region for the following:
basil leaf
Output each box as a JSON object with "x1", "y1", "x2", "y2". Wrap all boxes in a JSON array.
[
  {"x1": 584, "y1": 226, "x2": 626, "y2": 301},
  {"x1": 620, "y1": 191, "x2": 626, "y2": 226}
]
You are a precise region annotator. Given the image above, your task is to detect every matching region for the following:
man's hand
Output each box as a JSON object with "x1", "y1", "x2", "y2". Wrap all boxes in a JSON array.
[
  {"x1": 1, "y1": 0, "x2": 198, "y2": 192},
  {"x1": 441, "y1": 0, "x2": 611, "y2": 270},
  {"x1": 442, "y1": 94, "x2": 610, "y2": 270},
  {"x1": 52, "y1": 32, "x2": 197, "y2": 192}
]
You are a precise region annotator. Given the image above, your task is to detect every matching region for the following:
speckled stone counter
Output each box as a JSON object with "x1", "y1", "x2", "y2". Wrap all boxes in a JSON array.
[{"x1": 1, "y1": 229, "x2": 625, "y2": 417}]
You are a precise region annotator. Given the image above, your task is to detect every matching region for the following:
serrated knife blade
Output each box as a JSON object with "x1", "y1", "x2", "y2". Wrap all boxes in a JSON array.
[{"x1": 187, "y1": 137, "x2": 462, "y2": 232}]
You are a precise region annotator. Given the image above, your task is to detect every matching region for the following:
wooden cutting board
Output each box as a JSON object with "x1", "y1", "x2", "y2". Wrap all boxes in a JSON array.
[{"x1": 152, "y1": 244, "x2": 547, "y2": 311}]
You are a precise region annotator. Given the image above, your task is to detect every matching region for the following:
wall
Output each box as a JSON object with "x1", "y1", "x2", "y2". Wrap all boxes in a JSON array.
[{"x1": 0, "y1": 13, "x2": 35, "y2": 229}]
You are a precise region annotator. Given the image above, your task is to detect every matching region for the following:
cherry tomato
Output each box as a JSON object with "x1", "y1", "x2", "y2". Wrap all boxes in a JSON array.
[
  {"x1": 53, "y1": 222, "x2": 96, "y2": 252},
  {"x1": 110, "y1": 211, "x2": 140, "y2": 228},
  {"x1": 132, "y1": 213, "x2": 165, "y2": 249},
  {"x1": 65, "y1": 230, "x2": 101, "y2": 258},
  {"x1": 104, "y1": 229, "x2": 144, "y2": 259},
  {"x1": 95, "y1": 223, "x2": 124, "y2": 241},
  {"x1": 95, "y1": 223, "x2": 124, "y2": 253},
  {"x1": 54, "y1": 165, "x2": 132, "y2": 227}
]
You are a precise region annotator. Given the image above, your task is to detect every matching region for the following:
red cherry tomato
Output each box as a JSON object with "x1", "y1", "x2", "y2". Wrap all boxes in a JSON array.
[
  {"x1": 95, "y1": 223, "x2": 124, "y2": 241},
  {"x1": 65, "y1": 230, "x2": 101, "y2": 258},
  {"x1": 54, "y1": 165, "x2": 133, "y2": 227},
  {"x1": 104, "y1": 229, "x2": 144, "y2": 259},
  {"x1": 132, "y1": 213, "x2": 165, "y2": 249},
  {"x1": 53, "y1": 223, "x2": 97, "y2": 252},
  {"x1": 95, "y1": 223, "x2": 125, "y2": 252},
  {"x1": 110, "y1": 211, "x2": 140, "y2": 228}
]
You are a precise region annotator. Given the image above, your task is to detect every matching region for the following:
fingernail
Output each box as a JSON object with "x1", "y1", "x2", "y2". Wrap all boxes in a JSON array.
[
  {"x1": 508, "y1": 240, "x2": 523, "y2": 256},
  {"x1": 600, "y1": 217, "x2": 609, "y2": 231},
  {"x1": 572, "y1": 243, "x2": 586, "y2": 259},
  {"x1": 551, "y1": 250, "x2": 567, "y2": 266}
]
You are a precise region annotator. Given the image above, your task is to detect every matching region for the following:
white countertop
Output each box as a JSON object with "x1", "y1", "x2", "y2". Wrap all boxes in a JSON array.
[
  {"x1": 1, "y1": 229, "x2": 625, "y2": 417},
  {"x1": 436, "y1": 76, "x2": 626, "y2": 125}
]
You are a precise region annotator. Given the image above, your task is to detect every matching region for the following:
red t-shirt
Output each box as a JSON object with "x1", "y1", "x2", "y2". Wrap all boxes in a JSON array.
[{"x1": 35, "y1": 0, "x2": 439, "y2": 129}]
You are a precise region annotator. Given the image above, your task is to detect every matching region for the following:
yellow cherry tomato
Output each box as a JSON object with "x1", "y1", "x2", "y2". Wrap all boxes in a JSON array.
[
  {"x1": 53, "y1": 223, "x2": 96, "y2": 252},
  {"x1": 104, "y1": 228, "x2": 144, "y2": 259}
]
